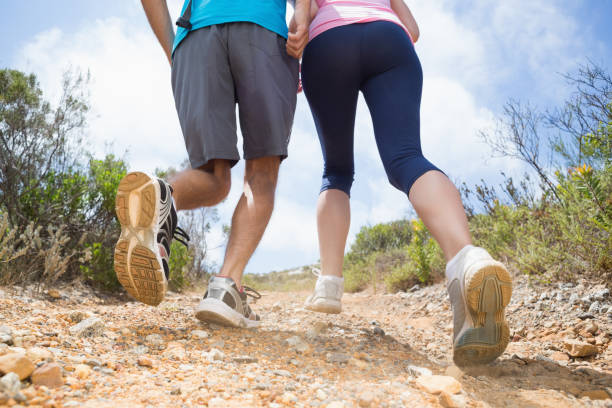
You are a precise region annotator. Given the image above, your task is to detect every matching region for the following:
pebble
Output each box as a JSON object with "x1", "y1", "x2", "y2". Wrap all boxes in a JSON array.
[
  {"x1": 47, "y1": 289, "x2": 61, "y2": 299},
  {"x1": 163, "y1": 342, "x2": 186, "y2": 360},
  {"x1": 272, "y1": 369, "x2": 291, "y2": 377},
  {"x1": 416, "y1": 375, "x2": 462, "y2": 395},
  {"x1": 407, "y1": 365, "x2": 432, "y2": 378},
  {"x1": 593, "y1": 289, "x2": 610, "y2": 301},
  {"x1": 585, "y1": 321, "x2": 599, "y2": 335},
  {"x1": 0, "y1": 334, "x2": 11, "y2": 345},
  {"x1": 145, "y1": 334, "x2": 165, "y2": 350},
  {"x1": 137, "y1": 356, "x2": 153, "y2": 367},
  {"x1": 208, "y1": 397, "x2": 227, "y2": 408},
  {"x1": 589, "y1": 301, "x2": 601, "y2": 313},
  {"x1": 25, "y1": 347, "x2": 53, "y2": 363},
  {"x1": 75, "y1": 364, "x2": 92, "y2": 379},
  {"x1": 326, "y1": 352, "x2": 350, "y2": 364},
  {"x1": 202, "y1": 348, "x2": 224, "y2": 362},
  {"x1": 31, "y1": 363, "x2": 63, "y2": 388},
  {"x1": 191, "y1": 330, "x2": 209, "y2": 340},
  {"x1": 357, "y1": 390, "x2": 376, "y2": 407},
  {"x1": 69, "y1": 317, "x2": 104, "y2": 337},
  {"x1": 0, "y1": 353, "x2": 35, "y2": 380},
  {"x1": 563, "y1": 339, "x2": 599, "y2": 357},
  {"x1": 316, "y1": 389, "x2": 327, "y2": 400},
  {"x1": 0, "y1": 372, "x2": 21, "y2": 397},
  {"x1": 578, "y1": 390, "x2": 610, "y2": 400},
  {"x1": 232, "y1": 356, "x2": 258, "y2": 364}
]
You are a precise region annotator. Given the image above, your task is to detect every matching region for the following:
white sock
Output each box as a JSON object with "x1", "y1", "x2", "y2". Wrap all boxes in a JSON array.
[
  {"x1": 317, "y1": 275, "x2": 344, "y2": 285},
  {"x1": 445, "y1": 244, "x2": 475, "y2": 281}
]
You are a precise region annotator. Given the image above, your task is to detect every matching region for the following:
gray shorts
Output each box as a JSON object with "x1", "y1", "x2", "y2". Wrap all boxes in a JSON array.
[{"x1": 171, "y1": 23, "x2": 300, "y2": 168}]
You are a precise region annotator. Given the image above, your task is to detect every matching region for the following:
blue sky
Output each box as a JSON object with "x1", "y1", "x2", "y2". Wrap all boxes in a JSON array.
[{"x1": 1, "y1": 0, "x2": 611, "y2": 275}]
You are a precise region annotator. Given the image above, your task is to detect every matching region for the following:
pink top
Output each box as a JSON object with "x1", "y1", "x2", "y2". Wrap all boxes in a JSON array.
[{"x1": 309, "y1": 0, "x2": 412, "y2": 42}]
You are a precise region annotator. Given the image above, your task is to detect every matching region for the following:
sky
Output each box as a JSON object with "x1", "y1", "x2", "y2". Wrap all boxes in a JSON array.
[{"x1": 1, "y1": 0, "x2": 611, "y2": 275}]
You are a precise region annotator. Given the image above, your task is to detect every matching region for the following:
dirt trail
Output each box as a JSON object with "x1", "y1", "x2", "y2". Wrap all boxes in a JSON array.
[{"x1": 0, "y1": 275, "x2": 611, "y2": 407}]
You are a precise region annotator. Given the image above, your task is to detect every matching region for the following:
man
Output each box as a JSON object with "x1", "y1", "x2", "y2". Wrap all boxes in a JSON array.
[{"x1": 113, "y1": 0, "x2": 310, "y2": 328}]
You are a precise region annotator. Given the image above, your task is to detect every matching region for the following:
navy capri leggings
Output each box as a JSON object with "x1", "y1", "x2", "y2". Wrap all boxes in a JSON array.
[{"x1": 301, "y1": 21, "x2": 442, "y2": 197}]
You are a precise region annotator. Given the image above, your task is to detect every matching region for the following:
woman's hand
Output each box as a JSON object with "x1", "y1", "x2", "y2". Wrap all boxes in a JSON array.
[
  {"x1": 286, "y1": 0, "x2": 311, "y2": 58},
  {"x1": 390, "y1": 0, "x2": 419, "y2": 42}
]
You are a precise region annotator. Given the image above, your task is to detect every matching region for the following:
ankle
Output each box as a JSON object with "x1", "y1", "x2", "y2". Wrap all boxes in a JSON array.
[
  {"x1": 216, "y1": 274, "x2": 242, "y2": 290},
  {"x1": 445, "y1": 244, "x2": 475, "y2": 280}
]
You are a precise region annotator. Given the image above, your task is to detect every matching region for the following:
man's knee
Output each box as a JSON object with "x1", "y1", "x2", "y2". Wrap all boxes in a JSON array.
[
  {"x1": 244, "y1": 156, "x2": 280, "y2": 197},
  {"x1": 198, "y1": 159, "x2": 232, "y2": 201}
]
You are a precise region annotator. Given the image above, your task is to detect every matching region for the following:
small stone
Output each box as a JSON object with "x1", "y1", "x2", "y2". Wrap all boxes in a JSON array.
[
  {"x1": 120, "y1": 327, "x2": 131, "y2": 336},
  {"x1": 589, "y1": 301, "x2": 601, "y2": 313},
  {"x1": 208, "y1": 397, "x2": 227, "y2": 408},
  {"x1": 272, "y1": 369, "x2": 291, "y2": 377},
  {"x1": 569, "y1": 294, "x2": 580, "y2": 305},
  {"x1": 0, "y1": 334, "x2": 11, "y2": 345},
  {"x1": 69, "y1": 317, "x2": 104, "y2": 337},
  {"x1": 145, "y1": 334, "x2": 165, "y2": 350},
  {"x1": 170, "y1": 386, "x2": 182, "y2": 395},
  {"x1": 191, "y1": 330, "x2": 209, "y2": 340},
  {"x1": 0, "y1": 373, "x2": 21, "y2": 397},
  {"x1": 272, "y1": 301, "x2": 282, "y2": 311},
  {"x1": 316, "y1": 389, "x2": 327, "y2": 400},
  {"x1": 163, "y1": 342, "x2": 186, "y2": 361},
  {"x1": 373, "y1": 327, "x2": 385, "y2": 336},
  {"x1": 232, "y1": 356, "x2": 258, "y2": 364},
  {"x1": 201, "y1": 348, "x2": 224, "y2": 362},
  {"x1": 357, "y1": 390, "x2": 376, "y2": 407},
  {"x1": 0, "y1": 353, "x2": 35, "y2": 380},
  {"x1": 407, "y1": 365, "x2": 432, "y2": 378},
  {"x1": 578, "y1": 390, "x2": 610, "y2": 400},
  {"x1": 593, "y1": 289, "x2": 610, "y2": 301},
  {"x1": 47, "y1": 289, "x2": 61, "y2": 299},
  {"x1": 326, "y1": 352, "x2": 350, "y2": 364},
  {"x1": 563, "y1": 339, "x2": 599, "y2": 357},
  {"x1": 31, "y1": 363, "x2": 63, "y2": 388},
  {"x1": 439, "y1": 391, "x2": 459, "y2": 408},
  {"x1": 130, "y1": 345, "x2": 149, "y2": 355},
  {"x1": 585, "y1": 322, "x2": 599, "y2": 335},
  {"x1": 137, "y1": 356, "x2": 153, "y2": 367},
  {"x1": 550, "y1": 351, "x2": 570, "y2": 362},
  {"x1": 74, "y1": 364, "x2": 92, "y2": 379},
  {"x1": 416, "y1": 375, "x2": 462, "y2": 395},
  {"x1": 444, "y1": 365, "x2": 463, "y2": 380},
  {"x1": 25, "y1": 347, "x2": 53, "y2": 363},
  {"x1": 327, "y1": 401, "x2": 346, "y2": 408},
  {"x1": 69, "y1": 311, "x2": 86, "y2": 323}
]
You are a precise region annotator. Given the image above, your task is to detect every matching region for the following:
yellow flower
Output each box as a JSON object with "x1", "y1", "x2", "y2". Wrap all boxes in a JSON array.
[{"x1": 411, "y1": 219, "x2": 423, "y2": 232}]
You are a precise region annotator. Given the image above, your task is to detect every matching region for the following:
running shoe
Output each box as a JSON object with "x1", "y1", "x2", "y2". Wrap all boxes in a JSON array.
[
  {"x1": 446, "y1": 246, "x2": 513, "y2": 366},
  {"x1": 114, "y1": 172, "x2": 189, "y2": 306},
  {"x1": 195, "y1": 276, "x2": 261, "y2": 328},
  {"x1": 304, "y1": 269, "x2": 343, "y2": 314}
]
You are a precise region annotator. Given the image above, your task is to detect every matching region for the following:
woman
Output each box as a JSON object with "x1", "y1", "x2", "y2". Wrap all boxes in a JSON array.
[{"x1": 299, "y1": 0, "x2": 513, "y2": 366}]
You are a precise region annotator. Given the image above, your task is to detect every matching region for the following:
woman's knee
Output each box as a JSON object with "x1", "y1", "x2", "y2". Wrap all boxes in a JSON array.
[{"x1": 321, "y1": 168, "x2": 354, "y2": 196}]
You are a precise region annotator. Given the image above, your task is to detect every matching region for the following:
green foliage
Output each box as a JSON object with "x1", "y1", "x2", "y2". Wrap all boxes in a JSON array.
[
  {"x1": 346, "y1": 220, "x2": 412, "y2": 264},
  {"x1": 168, "y1": 240, "x2": 192, "y2": 292},
  {"x1": 242, "y1": 266, "x2": 317, "y2": 292}
]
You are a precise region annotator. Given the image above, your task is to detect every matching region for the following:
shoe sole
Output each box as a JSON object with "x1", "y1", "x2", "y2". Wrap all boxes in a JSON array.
[
  {"x1": 195, "y1": 298, "x2": 260, "y2": 329},
  {"x1": 305, "y1": 299, "x2": 342, "y2": 314},
  {"x1": 114, "y1": 172, "x2": 166, "y2": 306},
  {"x1": 454, "y1": 260, "x2": 512, "y2": 366}
]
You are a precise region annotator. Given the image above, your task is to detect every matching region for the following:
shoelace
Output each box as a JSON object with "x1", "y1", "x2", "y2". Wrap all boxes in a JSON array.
[
  {"x1": 310, "y1": 267, "x2": 322, "y2": 278},
  {"x1": 242, "y1": 286, "x2": 262, "y2": 300},
  {"x1": 173, "y1": 226, "x2": 190, "y2": 247}
]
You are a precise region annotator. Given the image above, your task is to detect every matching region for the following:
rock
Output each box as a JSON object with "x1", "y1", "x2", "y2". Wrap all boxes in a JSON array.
[
  {"x1": 170, "y1": 386, "x2": 182, "y2": 395},
  {"x1": 191, "y1": 330, "x2": 209, "y2": 340},
  {"x1": 444, "y1": 365, "x2": 463, "y2": 380},
  {"x1": 69, "y1": 317, "x2": 104, "y2": 337},
  {"x1": 137, "y1": 356, "x2": 153, "y2": 367},
  {"x1": 0, "y1": 372, "x2": 21, "y2": 397},
  {"x1": 47, "y1": 289, "x2": 61, "y2": 299},
  {"x1": 145, "y1": 334, "x2": 165, "y2": 350},
  {"x1": 69, "y1": 311, "x2": 87, "y2": 323},
  {"x1": 578, "y1": 390, "x2": 610, "y2": 400},
  {"x1": 25, "y1": 347, "x2": 53, "y2": 363},
  {"x1": 326, "y1": 352, "x2": 350, "y2": 364},
  {"x1": 563, "y1": 339, "x2": 599, "y2": 357},
  {"x1": 357, "y1": 390, "x2": 376, "y2": 407},
  {"x1": 201, "y1": 348, "x2": 224, "y2": 362},
  {"x1": 373, "y1": 327, "x2": 385, "y2": 336},
  {"x1": 593, "y1": 289, "x2": 610, "y2": 301},
  {"x1": 271, "y1": 301, "x2": 282, "y2": 311},
  {"x1": 416, "y1": 375, "x2": 462, "y2": 395},
  {"x1": 585, "y1": 322, "x2": 599, "y2": 335},
  {"x1": 232, "y1": 356, "x2": 258, "y2": 364},
  {"x1": 208, "y1": 398, "x2": 227, "y2": 408},
  {"x1": 550, "y1": 351, "x2": 570, "y2": 362},
  {"x1": 75, "y1": 364, "x2": 92, "y2": 379},
  {"x1": 31, "y1": 363, "x2": 63, "y2": 388},
  {"x1": 327, "y1": 401, "x2": 346, "y2": 408},
  {"x1": 439, "y1": 391, "x2": 459, "y2": 408},
  {"x1": 569, "y1": 294, "x2": 580, "y2": 305},
  {"x1": 0, "y1": 334, "x2": 11, "y2": 345},
  {"x1": 407, "y1": 365, "x2": 432, "y2": 378},
  {"x1": 272, "y1": 369, "x2": 291, "y2": 377},
  {"x1": 286, "y1": 336, "x2": 310, "y2": 353},
  {"x1": 589, "y1": 301, "x2": 601, "y2": 313},
  {"x1": 578, "y1": 313, "x2": 596, "y2": 320},
  {"x1": 0, "y1": 353, "x2": 35, "y2": 380},
  {"x1": 130, "y1": 345, "x2": 149, "y2": 355},
  {"x1": 163, "y1": 342, "x2": 186, "y2": 361},
  {"x1": 316, "y1": 389, "x2": 327, "y2": 400}
]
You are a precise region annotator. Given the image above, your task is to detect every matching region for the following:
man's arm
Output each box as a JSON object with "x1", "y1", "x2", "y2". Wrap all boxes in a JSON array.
[
  {"x1": 390, "y1": 0, "x2": 419, "y2": 42},
  {"x1": 141, "y1": 0, "x2": 176, "y2": 64},
  {"x1": 286, "y1": 0, "x2": 311, "y2": 59}
]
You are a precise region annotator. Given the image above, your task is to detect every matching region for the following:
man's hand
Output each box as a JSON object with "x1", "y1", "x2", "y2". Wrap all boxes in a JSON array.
[{"x1": 286, "y1": 0, "x2": 310, "y2": 59}]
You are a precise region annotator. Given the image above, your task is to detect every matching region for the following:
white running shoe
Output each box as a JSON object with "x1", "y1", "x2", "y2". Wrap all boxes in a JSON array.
[
  {"x1": 195, "y1": 276, "x2": 261, "y2": 328},
  {"x1": 304, "y1": 270, "x2": 343, "y2": 314},
  {"x1": 114, "y1": 172, "x2": 189, "y2": 306},
  {"x1": 446, "y1": 246, "x2": 513, "y2": 366}
]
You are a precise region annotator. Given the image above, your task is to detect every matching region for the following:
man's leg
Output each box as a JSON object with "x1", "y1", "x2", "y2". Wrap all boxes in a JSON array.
[
  {"x1": 218, "y1": 156, "x2": 280, "y2": 285},
  {"x1": 170, "y1": 159, "x2": 232, "y2": 210}
]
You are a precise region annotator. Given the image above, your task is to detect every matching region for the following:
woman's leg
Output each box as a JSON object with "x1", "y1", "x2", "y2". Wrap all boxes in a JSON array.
[
  {"x1": 302, "y1": 26, "x2": 362, "y2": 278},
  {"x1": 360, "y1": 22, "x2": 471, "y2": 261}
]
